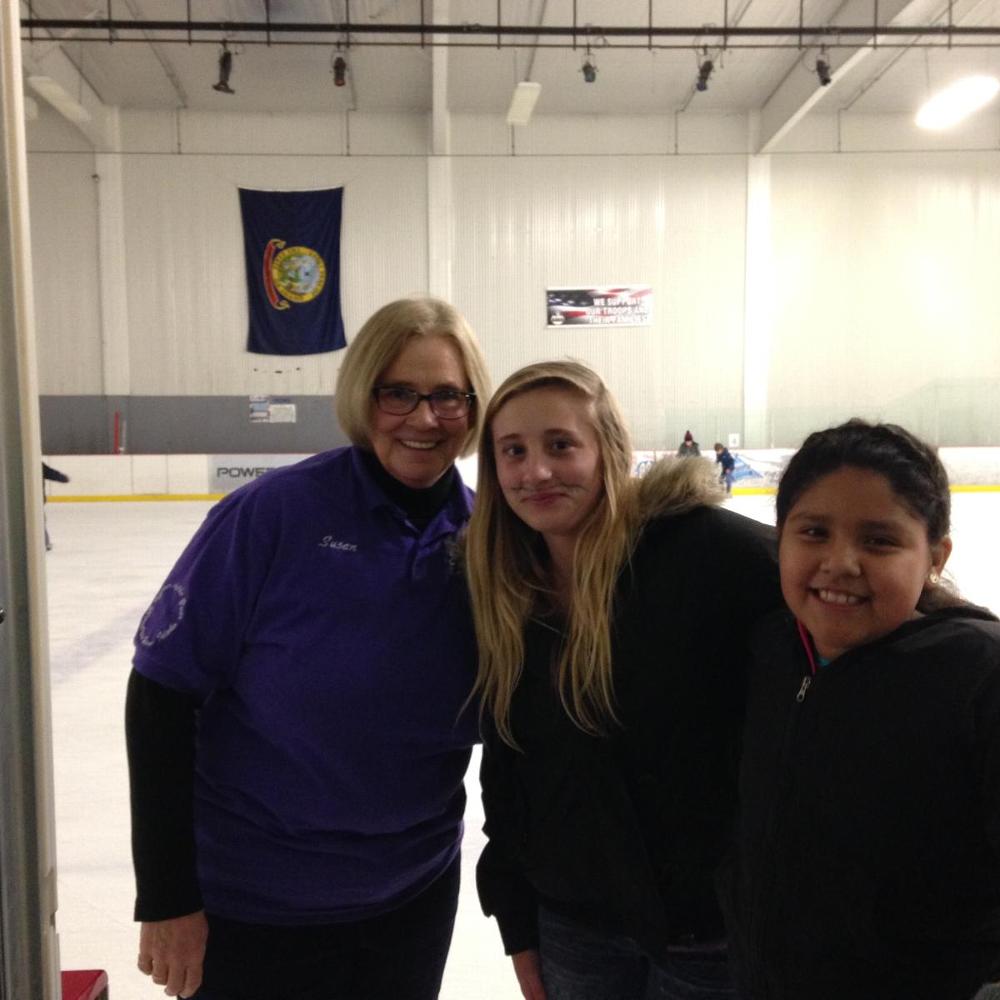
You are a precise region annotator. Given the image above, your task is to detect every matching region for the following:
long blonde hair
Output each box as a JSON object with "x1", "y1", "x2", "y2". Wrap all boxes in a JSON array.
[
  {"x1": 467, "y1": 361, "x2": 724, "y2": 745},
  {"x1": 466, "y1": 362, "x2": 638, "y2": 745}
]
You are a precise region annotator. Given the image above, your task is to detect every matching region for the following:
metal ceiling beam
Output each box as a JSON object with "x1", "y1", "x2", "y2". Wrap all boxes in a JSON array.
[
  {"x1": 755, "y1": 0, "x2": 970, "y2": 153},
  {"x1": 18, "y1": 16, "x2": 1000, "y2": 46}
]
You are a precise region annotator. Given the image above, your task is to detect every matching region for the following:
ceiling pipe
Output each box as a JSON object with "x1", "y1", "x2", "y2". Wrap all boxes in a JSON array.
[{"x1": 19, "y1": 17, "x2": 1000, "y2": 47}]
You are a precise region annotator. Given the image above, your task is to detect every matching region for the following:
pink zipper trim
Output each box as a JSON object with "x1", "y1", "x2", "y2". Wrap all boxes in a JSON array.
[{"x1": 796, "y1": 619, "x2": 819, "y2": 676}]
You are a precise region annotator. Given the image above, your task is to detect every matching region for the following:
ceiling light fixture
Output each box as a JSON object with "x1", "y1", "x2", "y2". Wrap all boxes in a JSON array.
[
  {"x1": 816, "y1": 47, "x2": 833, "y2": 87},
  {"x1": 916, "y1": 75, "x2": 1000, "y2": 129},
  {"x1": 696, "y1": 58, "x2": 714, "y2": 92},
  {"x1": 333, "y1": 55, "x2": 347, "y2": 87},
  {"x1": 212, "y1": 41, "x2": 235, "y2": 94},
  {"x1": 506, "y1": 81, "x2": 541, "y2": 126}
]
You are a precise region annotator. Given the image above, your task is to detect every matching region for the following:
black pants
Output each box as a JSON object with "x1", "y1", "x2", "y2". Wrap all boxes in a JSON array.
[{"x1": 193, "y1": 854, "x2": 461, "y2": 1000}]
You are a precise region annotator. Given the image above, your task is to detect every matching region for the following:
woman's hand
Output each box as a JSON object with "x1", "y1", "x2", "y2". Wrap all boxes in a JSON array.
[
  {"x1": 512, "y1": 949, "x2": 547, "y2": 1000},
  {"x1": 137, "y1": 910, "x2": 208, "y2": 998}
]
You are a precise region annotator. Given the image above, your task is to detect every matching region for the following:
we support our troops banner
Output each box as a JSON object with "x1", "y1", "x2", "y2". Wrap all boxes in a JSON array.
[
  {"x1": 239, "y1": 187, "x2": 346, "y2": 355},
  {"x1": 546, "y1": 285, "x2": 652, "y2": 328}
]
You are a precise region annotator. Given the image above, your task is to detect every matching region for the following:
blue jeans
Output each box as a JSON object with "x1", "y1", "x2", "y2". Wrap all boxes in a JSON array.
[{"x1": 538, "y1": 906, "x2": 740, "y2": 1000}]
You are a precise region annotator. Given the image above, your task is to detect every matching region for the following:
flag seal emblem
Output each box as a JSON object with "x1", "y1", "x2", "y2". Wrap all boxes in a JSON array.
[{"x1": 262, "y1": 239, "x2": 327, "y2": 310}]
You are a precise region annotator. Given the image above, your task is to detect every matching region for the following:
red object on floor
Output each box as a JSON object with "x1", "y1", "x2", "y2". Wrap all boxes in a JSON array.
[{"x1": 61, "y1": 969, "x2": 109, "y2": 1000}]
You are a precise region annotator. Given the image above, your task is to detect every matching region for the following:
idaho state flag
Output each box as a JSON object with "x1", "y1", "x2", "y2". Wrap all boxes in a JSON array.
[{"x1": 240, "y1": 187, "x2": 346, "y2": 355}]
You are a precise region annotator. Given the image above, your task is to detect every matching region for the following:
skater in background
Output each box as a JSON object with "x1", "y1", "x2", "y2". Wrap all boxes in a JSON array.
[
  {"x1": 126, "y1": 297, "x2": 490, "y2": 1000},
  {"x1": 466, "y1": 361, "x2": 780, "y2": 1000},
  {"x1": 722, "y1": 419, "x2": 1000, "y2": 1000},
  {"x1": 714, "y1": 443, "x2": 735, "y2": 494},
  {"x1": 42, "y1": 461, "x2": 70, "y2": 551},
  {"x1": 676, "y1": 430, "x2": 701, "y2": 458}
]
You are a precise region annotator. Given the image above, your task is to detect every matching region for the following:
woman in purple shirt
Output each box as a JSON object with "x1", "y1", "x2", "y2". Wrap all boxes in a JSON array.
[{"x1": 126, "y1": 297, "x2": 490, "y2": 1000}]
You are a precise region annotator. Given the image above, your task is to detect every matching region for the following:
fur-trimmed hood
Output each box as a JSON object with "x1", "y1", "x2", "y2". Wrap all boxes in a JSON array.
[{"x1": 634, "y1": 455, "x2": 725, "y2": 525}]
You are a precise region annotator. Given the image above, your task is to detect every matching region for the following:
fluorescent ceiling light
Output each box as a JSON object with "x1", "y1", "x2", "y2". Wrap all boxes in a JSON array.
[
  {"x1": 916, "y1": 75, "x2": 1000, "y2": 130},
  {"x1": 27, "y1": 75, "x2": 91, "y2": 123},
  {"x1": 506, "y1": 81, "x2": 541, "y2": 126}
]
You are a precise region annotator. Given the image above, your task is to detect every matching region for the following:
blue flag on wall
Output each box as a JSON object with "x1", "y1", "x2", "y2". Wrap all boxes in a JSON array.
[{"x1": 239, "y1": 187, "x2": 346, "y2": 355}]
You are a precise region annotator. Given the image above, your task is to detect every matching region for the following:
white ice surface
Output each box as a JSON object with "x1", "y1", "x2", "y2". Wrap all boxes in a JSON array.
[{"x1": 44, "y1": 494, "x2": 1000, "y2": 999}]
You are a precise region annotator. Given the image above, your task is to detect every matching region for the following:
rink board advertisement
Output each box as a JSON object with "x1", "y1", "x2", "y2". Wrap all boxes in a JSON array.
[
  {"x1": 731, "y1": 450, "x2": 794, "y2": 486},
  {"x1": 546, "y1": 286, "x2": 652, "y2": 328},
  {"x1": 209, "y1": 454, "x2": 312, "y2": 493},
  {"x1": 629, "y1": 450, "x2": 793, "y2": 486}
]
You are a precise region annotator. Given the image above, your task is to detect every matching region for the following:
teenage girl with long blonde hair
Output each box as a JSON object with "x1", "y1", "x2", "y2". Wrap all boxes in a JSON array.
[{"x1": 466, "y1": 360, "x2": 781, "y2": 1000}]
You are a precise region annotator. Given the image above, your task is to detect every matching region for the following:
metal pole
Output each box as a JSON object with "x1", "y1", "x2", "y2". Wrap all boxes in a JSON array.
[{"x1": 0, "y1": 2, "x2": 60, "y2": 997}]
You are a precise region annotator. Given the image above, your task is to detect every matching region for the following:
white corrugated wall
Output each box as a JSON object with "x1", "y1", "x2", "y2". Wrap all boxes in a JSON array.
[{"x1": 25, "y1": 107, "x2": 1000, "y2": 448}]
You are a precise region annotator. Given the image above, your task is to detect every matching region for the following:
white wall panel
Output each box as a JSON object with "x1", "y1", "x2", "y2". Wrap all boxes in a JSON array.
[
  {"x1": 770, "y1": 113, "x2": 841, "y2": 154},
  {"x1": 120, "y1": 109, "x2": 178, "y2": 154},
  {"x1": 348, "y1": 112, "x2": 429, "y2": 155},
  {"x1": 751, "y1": 111, "x2": 1000, "y2": 156},
  {"x1": 25, "y1": 105, "x2": 94, "y2": 152},
  {"x1": 768, "y1": 151, "x2": 1000, "y2": 445},
  {"x1": 451, "y1": 113, "x2": 511, "y2": 156},
  {"x1": 26, "y1": 151, "x2": 103, "y2": 394},
  {"x1": 178, "y1": 111, "x2": 348, "y2": 156},
  {"x1": 512, "y1": 114, "x2": 674, "y2": 156},
  {"x1": 120, "y1": 150, "x2": 427, "y2": 395},
  {"x1": 450, "y1": 156, "x2": 748, "y2": 451},
  {"x1": 676, "y1": 113, "x2": 750, "y2": 155},
  {"x1": 839, "y1": 112, "x2": 1000, "y2": 153}
]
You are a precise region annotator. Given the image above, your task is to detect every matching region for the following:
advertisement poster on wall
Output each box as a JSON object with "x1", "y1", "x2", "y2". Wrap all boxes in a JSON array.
[
  {"x1": 546, "y1": 285, "x2": 652, "y2": 328},
  {"x1": 249, "y1": 395, "x2": 297, "y2": 424}
]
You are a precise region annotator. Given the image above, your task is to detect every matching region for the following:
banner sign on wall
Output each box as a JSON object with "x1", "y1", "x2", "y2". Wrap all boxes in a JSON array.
[
  {"x1": 239, "y1": 187, "x2": 346, "y2": 355},
  {"x1": 546, "y1": 285, "x2": 652, "y2": 328}
]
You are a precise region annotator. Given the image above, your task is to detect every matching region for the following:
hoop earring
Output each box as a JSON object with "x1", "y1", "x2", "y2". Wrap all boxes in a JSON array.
[{"x1": 928, "y1": 571, "x2": 940, "y2": 585}]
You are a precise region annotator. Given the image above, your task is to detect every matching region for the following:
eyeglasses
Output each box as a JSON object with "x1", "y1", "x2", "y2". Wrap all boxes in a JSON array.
[{"x1": 372, "y1": 385, "x2": 476, "y2": 420}]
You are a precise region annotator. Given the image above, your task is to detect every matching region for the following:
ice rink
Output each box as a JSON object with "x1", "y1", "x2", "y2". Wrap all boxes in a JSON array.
[{"x1": 44, "y1": 492, "x2": 1000, "y2": 1000}]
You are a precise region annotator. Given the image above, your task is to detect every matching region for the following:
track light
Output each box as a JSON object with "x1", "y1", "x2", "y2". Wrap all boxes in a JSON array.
[
  {"x1": 333, "y1": 55, "x2": 347, "y2": 87},
  {"x1": 696, "y1": 59, "x2": 714, "y2": 92},
  {"x1": 212, "y1": 41, "x2": 234, "y2": 94},
  {"x1": 816, "y1": 48, "x2": 832, "y2": 87},
  {"x1": 582, "y1": 59, "x2": 598, "y2": 83}
]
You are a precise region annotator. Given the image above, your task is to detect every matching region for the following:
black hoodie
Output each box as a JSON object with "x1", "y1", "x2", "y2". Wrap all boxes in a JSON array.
[{"x1": 723, "y1": 605, "x2": 1000, "y2": 1000}]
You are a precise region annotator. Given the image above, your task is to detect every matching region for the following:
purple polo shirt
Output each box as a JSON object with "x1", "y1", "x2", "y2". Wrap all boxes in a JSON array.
[{"x1": 133, "y1": 447, "x2": 478, "y2": 924}]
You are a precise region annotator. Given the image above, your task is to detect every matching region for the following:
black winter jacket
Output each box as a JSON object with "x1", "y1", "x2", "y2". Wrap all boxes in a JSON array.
[
  {"x1": 722, "y1": 606, "x2": 1000, "y2": 1000},
  {"x1": 476, "y1": 504, "x2": 780, "y2": 959}
]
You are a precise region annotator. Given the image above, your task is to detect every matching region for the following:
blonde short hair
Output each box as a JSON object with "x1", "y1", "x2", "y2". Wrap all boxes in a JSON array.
[{"x1": 335, "y1": 297, "x2": 490, "y2": 458}]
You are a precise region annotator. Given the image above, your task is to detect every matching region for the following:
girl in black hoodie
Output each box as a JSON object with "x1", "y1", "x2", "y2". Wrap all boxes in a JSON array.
[{"x1": 725, "y1": 419, "x2": 1000, "y2": 1000}]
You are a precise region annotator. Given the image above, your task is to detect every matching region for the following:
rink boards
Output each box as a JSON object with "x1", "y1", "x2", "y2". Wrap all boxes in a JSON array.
[{"x1": 40, "y1": 447, "x2": 1000, "y2": 502}]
